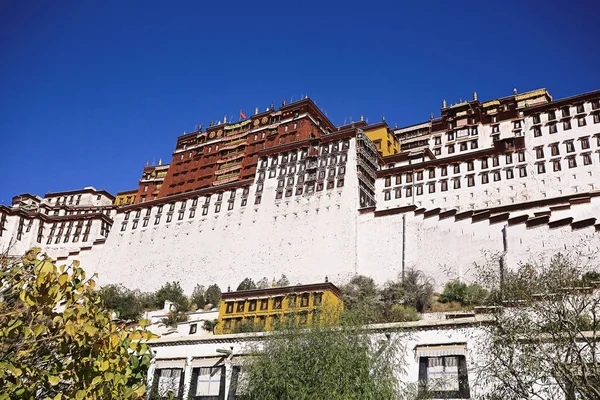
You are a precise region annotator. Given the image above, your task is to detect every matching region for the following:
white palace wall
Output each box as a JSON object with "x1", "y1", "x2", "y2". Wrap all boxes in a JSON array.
[{"x1": 87, "y1": 140, "x2": 362, "y2": 293}]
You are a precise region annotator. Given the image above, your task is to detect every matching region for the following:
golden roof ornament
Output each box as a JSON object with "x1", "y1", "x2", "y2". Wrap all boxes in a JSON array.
[
  {"x1": 443, "y1": 99, "x2": 447, "y2": 108},
  {"x1": 473, "y1": 91, "x2": 478, "y2": 101},
  {"x1": 158, "y1": 158, "x2": 162, "y2": 166},
  {"x1": 223, "y1": 115, "x2": 227, "y2": 124}
]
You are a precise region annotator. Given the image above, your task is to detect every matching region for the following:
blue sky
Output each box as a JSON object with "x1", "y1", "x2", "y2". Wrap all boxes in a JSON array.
[{"x1": 1, "y1": 0, "x2": 598, "y2": 203}]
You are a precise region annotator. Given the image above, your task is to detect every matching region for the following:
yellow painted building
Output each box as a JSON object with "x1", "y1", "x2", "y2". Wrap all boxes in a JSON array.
[
  {"x1": 216, "y1": 282, "x2": 343, "y2": 334},
  {"x1": 114, "y1": 189, "x2": 137, "y2": 206},
  {"x1": 364, "y1": 123, "x2": 399, "y2": 157}
]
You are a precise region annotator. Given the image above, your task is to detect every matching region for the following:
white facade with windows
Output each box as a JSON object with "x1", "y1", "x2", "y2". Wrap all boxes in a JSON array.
[
  {"x1": 1, "y1": 89, "x2": 599, "y2": 294},
  {"x1": 144, "y1": 315, "x2": 492, "y2": 399}
]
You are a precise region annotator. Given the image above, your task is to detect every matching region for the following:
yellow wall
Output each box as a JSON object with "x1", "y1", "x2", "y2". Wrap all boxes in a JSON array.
[
  {"x1": 114, "y1": 191, "x2": 137, "y2": 206},
  {"x1": 216, "y1": 289, "x2": 343, "y2": 334},
  {"x1": 364, "y1": 126, "x2": 399, "y2": 157}
]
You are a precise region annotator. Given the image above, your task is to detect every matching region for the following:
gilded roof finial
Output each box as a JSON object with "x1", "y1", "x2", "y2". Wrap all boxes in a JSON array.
[
  {"x1": 255, "y1": 107, "x2": 259, "y2": 115},
  {"x1": 158, "y1": 158, "x2": 162, "y2": 166},
  {"x1": 146, "y1": 160, "x2": 149, "y2": 167},
  {"x1": 473, "y1": 91, "x2": 478, "y2": 101},
  {"x1": 223, "y1": 115, "x2": 227, "y2": 124},
  {"x1": 272, "y1": 278, "x2": 277, "y2": 288},
  {"x1": 360, "y1": 115, "x2": 364, "y2": 122},
  {"x1": 442, "y1": 99, "x2": 447, "y2": 108},
  {"x1": 513, "y1": 88, "x2": 518, "y2": 95}
]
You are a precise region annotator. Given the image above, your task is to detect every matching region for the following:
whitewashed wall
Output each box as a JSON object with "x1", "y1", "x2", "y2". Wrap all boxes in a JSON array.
[{"x1": 89, "y1": 139, "x2": 361, "y2": 293}]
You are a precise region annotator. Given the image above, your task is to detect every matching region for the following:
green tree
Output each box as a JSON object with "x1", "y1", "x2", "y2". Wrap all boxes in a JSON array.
[
  {"x1": 387, "y1": 305, "x2": 421, "y2": 322},
  {"x1": 240, "y1": 315, "x2": 408, "y2": 399},
  {"x1": 439, "y1": 281, "x2": 488, "y2": 306},
  {"x1": 236, "y1": 277, "x2": 257, "y2": 291},
  {"x1": 99, "y1": 284, "x2": 150, "y2": 321},
  {"x1": 0, "y1": 248, "x2": 153, "y2": 399},
  {"x1": 190, "y1": 284, "x2": 206, "y2": 310},
  {"x1": 153, "y1": 281, "x2": 189, "y2": 312},
  {"x1": 160, "y1": 310, "x2": 188, "y2": 328},
  {"x1": 582, "y1": 270, "x2": 600, "y2": 284},
  {"x1": 275, "y1": 274, "x2": 290, "y2": 287},
  {"x1": 202, "y1": 319, "x2": 219, "y2": 334},
  {"x1": 256, "y1": 277, "x2": 270, "y2": 289},
  {"x1": 401, "y1": 269, "x2": 434, "y2": 312},
  {"x1": 380, "y1": 279, "x2": 404, "y2": 321},
  {"x1": 340, "y1": 275, "x2": 381, "y2": 322},
  {"x1": 205, "y1": 284, "x2": 222, "y2": 307}
]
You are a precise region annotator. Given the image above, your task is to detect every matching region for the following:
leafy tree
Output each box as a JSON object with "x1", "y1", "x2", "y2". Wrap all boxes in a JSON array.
[
  {"x1": 99, "y1": 284, "x2": 148, "y2": 321},
  {"x1": 153, "y1": 281, "x2": 189, "y2": 312},
  {"x1": 380, "y1": 279, "x2": 404, "y2": 320},
  {"x1": 160, "y1": 310, "x2": 188, "y2": 328},
  {"x1": 275, "y1": 274, "x2": 290, "y2": 287},
  {"x1": 240, "y1": 314, "x2": 409, "y2": 399},
  {"x1": 205, "y1": 284, "x2": 222, "y2": 307},
  {"x1": 401, "y1": 269, "x2": 434, "y2": 312},
  {"x1": 202, "y1": 319, "x2": 219, "y2": 334},
  {"x1": 256, "y1": 277, "x2": 270, "y2": 289},
  {"x1": 340, "y1": 275, "x2": 381, "y2": 323},
  {"x1": 582, "y1": 270, "x2": 600, "y2": 284},
  {"x1": 0, "y1": 247, "x2": 153, "y2": 399},
  {"x1": 475, "y1": 252, "x2": 600, "y2": 399},
  {"x1": 190, "y1": 284, "x2": 206, "y2": 310},
  {"x1": 439, "y1": 280, "x2": 488, "y2": 307},
  {"x1": 236, "y1": 277, "x2": 257, "y2": 291}
]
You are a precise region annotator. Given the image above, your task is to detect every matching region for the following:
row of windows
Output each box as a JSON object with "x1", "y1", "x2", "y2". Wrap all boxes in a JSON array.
[
  {"x1": 533, "y1": 114, "x2": 600, "y2": 136},
  {"x1": 259, "y1": 141, "x2": 351, "y2": 168},
  {"x1": 225, "y1": 293, "x2": 323, "y2": 314},
  {"x1": 384, "y1": 152, "x2": 527, "y2": 187},
  {"x1": 258, "y1": 153, "x2": 348, "y2": 180},
  {"x1": 383, "y1": 154, "x2": 595, "y2": 200},
  {"x1": 44, "y1": 208, "x2": 111, "y2": 217},
  {"x1": 153, "y1": 352, "x2": 470, "y2": 399},
  {"x1": 272, "y1": 178, "x2": 345, "y2": 200},
  {"x1": 535, "y1": 137, "x2": 595, "y2": 158},
  {"x1": 532, "y1": 102, "x2": 600, "y2": 125}
]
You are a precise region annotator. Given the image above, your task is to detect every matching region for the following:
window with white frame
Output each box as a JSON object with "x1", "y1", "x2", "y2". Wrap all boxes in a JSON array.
[
  {"x1": 154, "y1": 368, "x2": 183, "y2": 399},
  {"x1": 191, "y1": 366, "x2": 225, "y2": 399}
]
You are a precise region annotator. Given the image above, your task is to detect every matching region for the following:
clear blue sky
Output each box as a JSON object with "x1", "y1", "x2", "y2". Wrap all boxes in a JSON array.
[{"x1": 1, "y1": 0, "x2": 598, "y2": 203}]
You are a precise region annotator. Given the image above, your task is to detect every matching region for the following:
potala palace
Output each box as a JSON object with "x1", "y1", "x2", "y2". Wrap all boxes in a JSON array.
[{"x1": 2, "y1": 87, "x2": 600, "y2": 292}]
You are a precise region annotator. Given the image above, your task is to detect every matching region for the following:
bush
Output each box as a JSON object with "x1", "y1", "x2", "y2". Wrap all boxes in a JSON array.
[
  {"x1": 241, "y1": 315, "x2": 404, "y2": 399},
  {"x1": 202, "y1": 319, "x2": 219, "y2": 333},
  {"x1": 161, "y1": 310, "x2": 188, "y2": 328},
  {"x1": 99, "y1": 284, "x2": 153, "y2": 321},
  {"x1": 387, "y1": 305, "x2": 421, "y2": 322},
  {"x1": 439, "y1": 281, "x2": 488, "y2": 307}
]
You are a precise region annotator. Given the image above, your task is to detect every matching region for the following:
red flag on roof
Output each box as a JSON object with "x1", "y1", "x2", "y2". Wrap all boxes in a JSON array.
[{"x1": 240, "y1": 109, "x2": 247, "y2": 120}]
